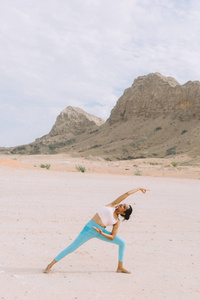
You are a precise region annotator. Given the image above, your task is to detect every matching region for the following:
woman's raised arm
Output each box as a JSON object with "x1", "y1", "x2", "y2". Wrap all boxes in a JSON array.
[{"x1": 108, "y1": 187, "x2": 149, "y2": 207}]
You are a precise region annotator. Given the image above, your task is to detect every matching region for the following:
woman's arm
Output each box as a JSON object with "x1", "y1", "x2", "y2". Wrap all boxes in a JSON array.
[
  {"x1": 108, "y1": 187, "x2": 149, "y2": 207},
  {"x1": 93, "y1": 220, "x2": 120, "y2": 241}
]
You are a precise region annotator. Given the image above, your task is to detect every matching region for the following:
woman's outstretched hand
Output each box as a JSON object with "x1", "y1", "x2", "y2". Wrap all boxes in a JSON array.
[
  {"x1": 139, "y1": 188, "x2": 149, "y2": 194},
  {"x1": 93, "y1": 226, "x2": 102, "y2": 234}
]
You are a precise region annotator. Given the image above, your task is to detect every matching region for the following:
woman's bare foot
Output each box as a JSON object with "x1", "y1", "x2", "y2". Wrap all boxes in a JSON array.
[
  {"x1": 117, "y1": 261, "x2": 131, "y2": 274},
  {"x1": 44, "y1": 259, "x2": 57, "y2": 274},
  {"x1": 117, "y1": 267, "x2": 131, "y2": 274},
  {"x1": 44, "y1": 264, "x2": 52, "y2": 274}
]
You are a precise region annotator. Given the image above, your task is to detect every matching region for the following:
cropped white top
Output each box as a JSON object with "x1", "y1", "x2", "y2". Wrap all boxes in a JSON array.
[{"x1": 97, "y1": 206, "x2": 118, "y2": 227}]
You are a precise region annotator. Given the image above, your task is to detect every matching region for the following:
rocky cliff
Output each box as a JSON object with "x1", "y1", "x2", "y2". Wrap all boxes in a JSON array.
[
  {"x1": 9, "y1": 106, "x2": 105, "y2": 155},
  {"x1": 108, "y1": 73, "x2": 200, "y2": 123},
  {"x1": 4, "y1": 73, "x2": 200, "y2": 159},
  {"x1": 49, "y1": 106, "x2": 104, "y2": 137}
]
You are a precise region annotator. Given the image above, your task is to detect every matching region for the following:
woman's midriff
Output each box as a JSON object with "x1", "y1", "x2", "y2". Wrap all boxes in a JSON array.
[{"x1": 92, "y1": 213, "x2": 106, "y2": 228}]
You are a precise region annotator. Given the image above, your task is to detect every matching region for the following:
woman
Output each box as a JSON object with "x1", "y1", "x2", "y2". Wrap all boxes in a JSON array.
[{"x1": 44, "y1": 187, "x2": 148, "y2": 274}]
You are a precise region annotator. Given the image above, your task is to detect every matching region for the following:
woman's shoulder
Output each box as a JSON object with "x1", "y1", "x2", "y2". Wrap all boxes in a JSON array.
[
  {"x1": 105, "y1": 205, "x2": 115, "y2": 211},
  {"x1": 105, "y1": 204, "x2": 115, "y2": 208}
]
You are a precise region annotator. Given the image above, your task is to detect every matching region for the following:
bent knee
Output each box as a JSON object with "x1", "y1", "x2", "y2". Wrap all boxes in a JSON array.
[{"x1": 118, "y1": 237, "x2": 126, "y2": 248}]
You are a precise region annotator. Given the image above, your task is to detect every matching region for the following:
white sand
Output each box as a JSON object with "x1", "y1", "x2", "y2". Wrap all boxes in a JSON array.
[{"x1": 0, "y1": 161, "x2": 200, "y2": 300}]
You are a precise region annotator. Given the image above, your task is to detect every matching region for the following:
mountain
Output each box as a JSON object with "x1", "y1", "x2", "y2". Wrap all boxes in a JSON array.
[
  {"x1": 8, "y1": 106, "x2": 105, "y2": 155},
  {"x1": 49, "y1": 106, "x2": 104, "y2": 137},
  {"x1": 3, "y1": 73, "x2": 200, "y2": 160}
]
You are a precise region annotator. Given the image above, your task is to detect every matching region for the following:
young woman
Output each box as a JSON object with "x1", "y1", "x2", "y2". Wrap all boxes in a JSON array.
[{"x1": 44, "y1": 187, "x2": 148, "y2": 274}]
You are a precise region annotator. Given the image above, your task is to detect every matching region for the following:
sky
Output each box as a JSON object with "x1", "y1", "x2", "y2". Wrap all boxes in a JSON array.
[{"x1": 0, "y1": 0, "x2": 200, "y2": 147}]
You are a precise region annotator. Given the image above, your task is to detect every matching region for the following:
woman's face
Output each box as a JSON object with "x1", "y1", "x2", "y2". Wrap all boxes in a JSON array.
[{"x1": 117, "y1": 203, "x2": 130, "y2": 215}]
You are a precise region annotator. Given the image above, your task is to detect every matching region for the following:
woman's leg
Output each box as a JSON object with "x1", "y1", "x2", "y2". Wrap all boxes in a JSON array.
[
  {"x1": 54, "y1": 230, "x2": 93, "y2": 262},
  {"x1": 96, "y1": 229, "x2": 131, "y2": 274},
  {"x1": 44, "y1": 221, "x2": 96, "y2": 273},
  {"x1": 44, "y1": 221, "x2": 130, "y2": 274}
]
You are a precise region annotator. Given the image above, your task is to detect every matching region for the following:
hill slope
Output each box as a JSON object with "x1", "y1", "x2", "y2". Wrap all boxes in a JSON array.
[{"x1": 3, "y1": 73, "x2": 200, "y2": 160}]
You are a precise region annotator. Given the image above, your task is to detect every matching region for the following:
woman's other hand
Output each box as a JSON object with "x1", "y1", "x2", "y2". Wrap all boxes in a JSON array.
[{"x1": 93, "y1": 227, "x2": 102, "y2": 234}]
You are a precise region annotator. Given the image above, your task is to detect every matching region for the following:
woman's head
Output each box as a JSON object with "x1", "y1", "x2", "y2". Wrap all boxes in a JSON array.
[
  {"x1": 121, "y1": 205, "x2": 132, "y2": 221},
  {"x1": 116, "y1": 203, "x2": 133, "y2": 221}
]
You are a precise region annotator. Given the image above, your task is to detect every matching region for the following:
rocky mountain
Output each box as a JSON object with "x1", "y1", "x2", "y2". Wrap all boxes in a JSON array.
[
  {"x1": 49, "y1": 106, "x2": 104, "y2": 137},
  {"x1": 108, "y1": 73, "x2": 200, "y2": 123},
  {"x1": 4, "y1": 72, "x2": 200, "y2": 160},
  {"x1": 8, "y1": 106, "x2": 105, "y2": 155}
]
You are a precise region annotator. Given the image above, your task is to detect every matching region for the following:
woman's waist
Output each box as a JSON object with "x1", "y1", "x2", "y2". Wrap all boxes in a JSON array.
[{"x1": 91, "y1": 214, "x2": 106, "y2": 228}]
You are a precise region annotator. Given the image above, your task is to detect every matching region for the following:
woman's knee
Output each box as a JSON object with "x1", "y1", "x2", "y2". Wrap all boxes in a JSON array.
[
  {"x1": 114, "y1": 236, "x2": 126, "y2": 248},
  {"x1": 120, "y1": 238, "x2": 126, "y2": 248}
]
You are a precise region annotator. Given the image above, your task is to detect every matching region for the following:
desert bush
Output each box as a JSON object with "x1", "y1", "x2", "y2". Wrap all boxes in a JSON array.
[
  {"x1": 166, "y1": 146, "x2": 176, "y2": 156},
  {"x1": 154, "y1": 127, "x2": 162, "y2": 132},
  {"x1": 76, "y1": 165, "x2": 86, "y2": 173},
  {"x1": 181, "y1": 130, "x2": 187, "y2": 135},
  {"x1": 40, "y1": 164, "x2": 51, "y2": 169},
  {"x1": 171, "y1": 161, "x2": 179, "y2": 167},
  {"x1": 134, "y1": 170, "x2": 142, "y2": 176}
]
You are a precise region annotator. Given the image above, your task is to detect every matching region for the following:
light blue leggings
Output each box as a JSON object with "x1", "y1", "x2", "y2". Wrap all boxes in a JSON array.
[{"x1": 55, "y1": 220, "x2": 126, "y2": 262}]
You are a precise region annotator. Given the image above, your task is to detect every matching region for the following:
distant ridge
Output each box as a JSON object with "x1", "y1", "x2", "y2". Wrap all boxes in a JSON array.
[{"x1": 2, "y1": 73, "x2": 200, "y2": 160}]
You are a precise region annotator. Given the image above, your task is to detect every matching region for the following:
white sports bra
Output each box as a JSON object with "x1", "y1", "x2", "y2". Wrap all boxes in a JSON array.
[{"x1": 97, "y1": 206, "x2": 118, "y2": 227}]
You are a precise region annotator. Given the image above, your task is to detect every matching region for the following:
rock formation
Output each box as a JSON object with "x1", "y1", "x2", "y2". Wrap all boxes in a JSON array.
[
  {"x1": 9, "y1": 106, "x2": 105, "y2": 155},
  {"x1": 3, "y1": 72, "x2": 200, "y2": 159},
  {"x1": 49, "y1": 106, "x2": 104, "y2": 137},
  {"x1": 108, "y1": 73, "x2": 200, "y2": 123}
]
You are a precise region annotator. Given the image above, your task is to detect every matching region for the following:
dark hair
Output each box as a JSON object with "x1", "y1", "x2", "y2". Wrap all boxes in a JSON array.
[{"x1": 121, "y1": 205, "x2": 133, "y2": 221}]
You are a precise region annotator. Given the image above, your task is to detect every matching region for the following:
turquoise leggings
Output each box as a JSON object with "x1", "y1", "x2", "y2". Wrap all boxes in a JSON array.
[{"x1": 55, "y1": 220, "x2": 126, "y2": 262}]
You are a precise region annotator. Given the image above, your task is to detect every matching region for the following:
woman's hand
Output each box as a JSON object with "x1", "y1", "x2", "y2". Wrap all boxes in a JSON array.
[
  {"x1": 139, "y1": 188, "x2": 149, "y2": 194},
  {"x1": 93, "y1": 226, "x2": 117, "y2": 241},
  {"x1": 93, "y1": 226, "x2": 102, "y2": 234}
]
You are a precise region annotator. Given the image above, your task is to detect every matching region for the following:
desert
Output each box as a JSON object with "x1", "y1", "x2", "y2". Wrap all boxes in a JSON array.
[
  {"x1": 1, "y1": 73, "x2": 200, "y2": 300},
  {"x1": 1, "y1": 0, "x2": 200, "y2": 298},
  {"x1": 0, "y1": 154, "x2": 200, "y2": 300}
]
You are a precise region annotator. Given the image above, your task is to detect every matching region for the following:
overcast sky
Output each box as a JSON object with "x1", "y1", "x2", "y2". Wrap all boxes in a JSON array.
[{"x1": 0, "y1": 0, "x2": 200, "y2": 147}]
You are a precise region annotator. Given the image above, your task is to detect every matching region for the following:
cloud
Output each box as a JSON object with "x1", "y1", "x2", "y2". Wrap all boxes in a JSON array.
[{"x1": 0, "y1": 0, "x2": 200, "y2": 146}]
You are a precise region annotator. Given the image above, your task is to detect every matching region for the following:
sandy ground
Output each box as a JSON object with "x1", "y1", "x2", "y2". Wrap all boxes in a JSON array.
[
  {"x1": 0, "y1": 154, "x2": 200, "y2": 300},
  {"x1": 0, "y1": 153, "x2": 200, "y2": 179}
]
